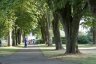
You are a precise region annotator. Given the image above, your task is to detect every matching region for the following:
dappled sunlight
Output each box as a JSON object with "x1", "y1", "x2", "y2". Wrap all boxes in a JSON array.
[
  {"x1": 39, "y1": 44, "x2": 96, "y2": 62},
  {"x1": 79, "y1": 47, "x2": 96, "y2": 49},
  {"x1": 0, "y1": 0, "x2": 96, "y2": 64},
  {"x1": 39, "y1": 46, "x2": 55, "y2": 50},
  {"x1": 49, "y1": 54, "x2": 88, "y2": 60}
]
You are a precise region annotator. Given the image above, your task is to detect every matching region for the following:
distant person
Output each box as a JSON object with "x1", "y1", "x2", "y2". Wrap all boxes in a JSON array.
[
  {"x1": 32, "y1": 39, "x2": 35, "y2": 44},
  {"x1": 28, "y1": 39, "x2": 32, "y2": 45},
  {"x1": 24, "y1": 37, "x2": 28, "y2": 47}
]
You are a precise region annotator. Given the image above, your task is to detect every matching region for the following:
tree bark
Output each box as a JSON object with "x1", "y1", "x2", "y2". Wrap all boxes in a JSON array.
[
  {"x1": 12, "y1": 29, "x2": 16, "y2": 46},
  {"x1": 88, "y1": 0, "x2": 96, "y2": 15},
  {"x1": 59, "y1": 2, "x2": 80, "y2": 54},
  {"x1": 40, "y1": 24, "x2": 46, "y2": 44},
  {"x1": 8, "y1": 29, "x2": 12, "y2": 46},
  {"x1": 92, "y1": 21, "x2": 96, "y2": 44},
  {"x1": 45, "y1": 23, "x2": 51, "y2": 46},
  {"x1": 88, "y1": 0, "x2": 96, "y2": 44},
  {"x1": 46, "y1": 11, "x2": 52, "y2": 46},
  {"x1": 15, "y1": 26, "x2": 18, "y2": 46},
  {"x1": 39, "y1": 14, "x2": 52, "y2": 46},
  {"x1": 52, "y1": 12, "x2": 63, "y2": 50},
  {"x1": 17, "y1": 29, "x2": 22, "y2": 44}
]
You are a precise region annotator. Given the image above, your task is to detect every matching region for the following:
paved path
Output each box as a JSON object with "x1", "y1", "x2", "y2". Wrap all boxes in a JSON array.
[{"x1": 0, "y1": 45, "x2": 78, "y2": 64}]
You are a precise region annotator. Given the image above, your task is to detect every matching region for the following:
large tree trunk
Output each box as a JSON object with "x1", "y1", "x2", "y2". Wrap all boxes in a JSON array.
[
  {"x1": 92, "y1": 21, "x2": 96, "y2": 44},
  {"x1": 88, "y1": 0, "x2": 96, "y2": 44},
  {"x1": 46, "y1": 11, "x2": 52, "y2": 46},
  {"x1": 45, "y1": 23, "x2": 51, "y2": 46},
  {"x1": 20, "y1": 30, "x2": 23, "y2": 44},
  {"x1": 59, "y1": 2, "x2": 80, "y2": 54},
  {"x1": 52, "y1": 12, "x2": 63, "y2": 50},
  {"x1": 8, "y1": 29, "x2": 12, "y2": 46},
  {"x1": 15, "y1": 26, "x2": 18, "y2": 46},
  {"x1": 40, "y1": 24, "x2": 46, "y2": 44},
  {"x1": 39, "y1": 18, "x2": 46, "y2": 44},
  {"x1": 39, "y1": 14, "x2": 52, "y2": 46},
  {"x1": 88, "y1": 0, "x2": 96, "y2": 15},
  {"x1": 17, "y1": 29, "x2": 22, "y2": 44},
  {"x1": 12, "y1": 29, "x2": 16, "y2": 46},
  {"x1": 62, "y1": 16, "x2": 80, "y2": 54}
]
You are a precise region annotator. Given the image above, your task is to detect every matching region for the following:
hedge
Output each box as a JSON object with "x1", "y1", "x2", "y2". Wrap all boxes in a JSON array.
[{"x1": 36, "y1": 35, "x2": 92, "y2": 44}]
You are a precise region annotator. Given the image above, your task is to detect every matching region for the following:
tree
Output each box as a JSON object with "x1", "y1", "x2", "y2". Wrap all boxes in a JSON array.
[
  {"x1": 33, "y1": 0, "x2": 52, "y2": 46},
  {"x1": 88, "y1": 0, "x2": 96, "y2": 16},
  {"x1": 46, "y1": 0, "x2": 63, "y2": 50},
  {"x1": 11, "y1": 0, "x2": 41, "y2": 45},
  {"x1": 81, "y1": 16, "x2": 96, "y2": 44},
  {"x1": 52, "y1": 12, "x2": 63, "y2": 50},
  {"x1": 92, "y1": 21, "x2": 96, "y2": 44},
  {"x1": 0, "y1": 0, "x2": 25, "y2": 46},
  {"x1": 46, "y1": 0, "x2": 88, "y2": 54},
  {"x1": 38, "y1": 14, "x2": 52, "y2": 46},
  {"x1": 87, "y1": 0, "x2": 96, "y2": 44}
]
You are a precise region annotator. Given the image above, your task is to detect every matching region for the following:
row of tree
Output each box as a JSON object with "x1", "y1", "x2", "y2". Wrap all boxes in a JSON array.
[{"x1": 0, "y1": 0, "x2": 96, "y2": 54}]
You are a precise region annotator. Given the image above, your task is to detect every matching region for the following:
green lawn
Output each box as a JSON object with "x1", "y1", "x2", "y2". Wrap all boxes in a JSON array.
[
  {"x1": 82, "y1": 57, "x2": 96, "y2": 64},
  {"x1": 0, "y1": 47, "x2": 19, "y2": 57},
  {"x1": 38, "y1": 44, "x2": 96, "y2": 48},
  {"x1": 39, "y1": 44, "x2": 96, "y2": 64}
]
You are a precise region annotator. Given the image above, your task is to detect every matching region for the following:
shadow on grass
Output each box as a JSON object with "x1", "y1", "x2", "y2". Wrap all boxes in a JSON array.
[{"x1": 40, "y1": 49, "x2": 57, "y2": 51}]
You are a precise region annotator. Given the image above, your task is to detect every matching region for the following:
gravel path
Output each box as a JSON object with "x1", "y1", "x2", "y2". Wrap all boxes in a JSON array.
[{"x1": 0, "y1": 45, "x2": 78, "y2": 64}]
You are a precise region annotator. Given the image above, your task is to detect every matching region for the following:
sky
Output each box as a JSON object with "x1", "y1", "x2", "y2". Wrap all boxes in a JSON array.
[{"x1": 79, "y1": 20, "x2": 90, "y2": 34}]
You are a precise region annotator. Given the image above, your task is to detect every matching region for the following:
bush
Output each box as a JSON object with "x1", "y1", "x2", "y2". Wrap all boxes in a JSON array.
[
  {"x1": 53, "y1": 35, "x2": 92, "y2": 44},
  {"x1": 87, "y1": 36, "x2": 93, "y2": 42},
  {"x1": 36, "y1": 35, "x2": 92, "y2": 44},
  {"x1": 52, "y1": 37, "x2": 66, "y2": 44},
  {"x1": 61, "y1": 37, "x2": 66, "y2": 44},
  {"x1": 36, "y1": 39, "x2": 44, "y2": 44},
  {"x1": 77, "y1": 35, "x2": 91, "y2": 44}
]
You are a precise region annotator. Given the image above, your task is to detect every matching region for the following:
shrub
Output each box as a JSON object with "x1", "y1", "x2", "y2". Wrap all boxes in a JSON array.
[
  {"x1": 61, "y1": 37, "x2": 66, "y2": 44},
  {"x1": 36, "y1": 39, "x2": 44, "y2": 44},
  {"x1": 52, "y1": 37, "x2": 66, "y2": 44},
  {"x1": 36, "y1": 35, "x2": 92, "y2": 44},
  {"x1": 77, "y1": 35, "x2": 91, "y2": 44}
]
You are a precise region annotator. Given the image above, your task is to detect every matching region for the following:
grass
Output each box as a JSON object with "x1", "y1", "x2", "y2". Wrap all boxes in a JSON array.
[
  {"x1": 39, "y1": 44, "x2": 96, "y2": 64},
  {"x1": 0, "y1": 47, "x2": 19, "y2": 57},
  {"x1": 38, "y1": 44, "x2": 96, "y2": 48},
  {"x1": 79, "y1": 55, "x2": 96, "y2": 64}
]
